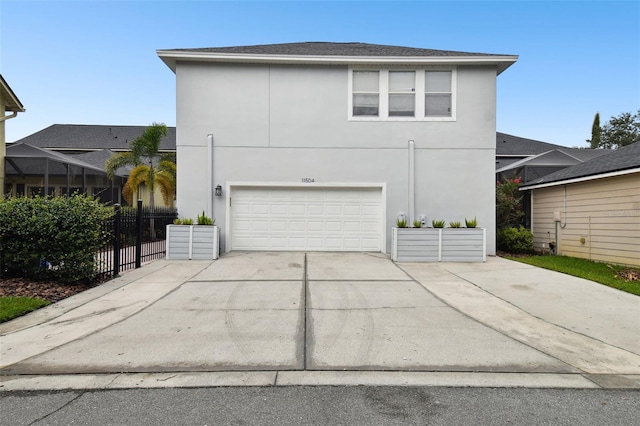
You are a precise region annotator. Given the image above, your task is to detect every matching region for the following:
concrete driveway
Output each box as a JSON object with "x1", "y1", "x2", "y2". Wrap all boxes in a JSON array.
[{"x1": 1, "y1": 253, "x2": 639, "y2": 390}]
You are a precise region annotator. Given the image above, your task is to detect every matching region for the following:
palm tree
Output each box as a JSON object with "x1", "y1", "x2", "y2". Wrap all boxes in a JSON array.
[
  {"x1": 105, "y1": 123, "x2": 176, "y2": 238},
  {"x1": 105, "y1": 123, "x2": 176, "y2": 208}
]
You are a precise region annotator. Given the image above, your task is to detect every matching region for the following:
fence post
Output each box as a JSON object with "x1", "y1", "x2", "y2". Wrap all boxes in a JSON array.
[
  {"x1": 136, "y1": 199, "x2": 143, "y2": 268},
  {"x1": 113, "y1": 204, "x2": 121, "y2": 277}
]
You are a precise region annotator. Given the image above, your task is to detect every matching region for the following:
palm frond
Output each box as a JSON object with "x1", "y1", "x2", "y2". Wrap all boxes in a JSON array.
[
  {"x1": 105, "y1": 152, "x2": 138, "y2": 179},
  {"x1": 160, "y1": 152, "x2": 176, "y2": 164},
  {"x1": 158, "y1": 160, "x2": 176, "y2": 182},
  {"x1": 155, "y1": 172, "x2": 176, "y2": 206},
  {"x1": 130, "y1": 123, "x2": 168, "y2": 160}
]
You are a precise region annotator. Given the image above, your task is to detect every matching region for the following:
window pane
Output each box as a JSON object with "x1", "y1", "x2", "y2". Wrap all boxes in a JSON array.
[
  {"x1": 353, "y1": 93, "x2": 379, "y2": 116},
  {"x1": 389, "y1": 94, "x2": 415, "y2": 116},
  {"x1": 425, "y1": 71, "x2": 451, "y2": 92},
  {"x1": 425, "y1": 94, "x2": 451, "y2": 116},
  {"x1": 389, "y1": 71, "x2": 415, "y2": 93},
  {"x1": 353, "y1": 71, "x2": 379, "y2": 92}
]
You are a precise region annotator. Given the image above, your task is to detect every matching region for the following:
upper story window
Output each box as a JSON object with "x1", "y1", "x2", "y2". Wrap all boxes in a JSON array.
[
  {"x1": 349, "y1": 68, "x2": 455, "y2": 121},
  {"x1": 353, "y1": 71, "x2": 380, "y2": 116},
  {"x1": 389, "y1": 71, "x2": 415, "y2": 117},
  {"x1": 425, "y1": 71, "x2": 452, "y2": 117}
]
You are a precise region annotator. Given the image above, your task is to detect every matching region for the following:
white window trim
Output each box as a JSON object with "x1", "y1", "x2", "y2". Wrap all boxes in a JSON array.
[{"x1": 348, "y1": 66, "x2": 457, "y2": 122}]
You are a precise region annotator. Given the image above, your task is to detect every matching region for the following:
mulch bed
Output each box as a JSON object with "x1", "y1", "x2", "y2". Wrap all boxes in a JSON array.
[{"x1": 0, "y1": 278, "x2": 96, "y2": 303}]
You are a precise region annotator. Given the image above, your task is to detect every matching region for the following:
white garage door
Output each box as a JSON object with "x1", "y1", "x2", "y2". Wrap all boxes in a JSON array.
[{"x1": 231, "y1": 186, "x2": 383, "y2": 251}]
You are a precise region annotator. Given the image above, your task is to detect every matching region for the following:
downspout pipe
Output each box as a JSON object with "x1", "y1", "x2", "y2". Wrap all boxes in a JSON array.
[
  {"x1": 207, "y1": 134, "x2": 213, "y2": 218},
  {"x1": 408, "y1": 140, "x2": 415, "y2": 224}
]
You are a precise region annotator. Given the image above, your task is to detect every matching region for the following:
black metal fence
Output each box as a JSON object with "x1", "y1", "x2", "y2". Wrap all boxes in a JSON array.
[{"x1": 96, "y1": 200, "x2": 177, "y2": 279}]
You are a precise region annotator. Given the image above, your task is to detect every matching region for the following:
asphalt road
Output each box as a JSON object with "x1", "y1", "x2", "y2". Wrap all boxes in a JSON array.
[{"x1": 2, "y1": 386, "x2": 638, "y2": 425}]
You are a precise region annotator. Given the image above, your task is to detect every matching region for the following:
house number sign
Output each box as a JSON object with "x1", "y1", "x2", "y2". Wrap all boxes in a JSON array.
[{"x1": 301, "y1": 178, "x2": 315, "y2": 183}]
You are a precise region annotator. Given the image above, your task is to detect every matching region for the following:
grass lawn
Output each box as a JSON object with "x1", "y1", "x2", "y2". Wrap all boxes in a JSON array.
[
  {"x1": 504, "y1": 255, "x2": 640, "y2": 296},
  {"x1": 0, "y1": 296, "x2": 50, "y2": 323}
]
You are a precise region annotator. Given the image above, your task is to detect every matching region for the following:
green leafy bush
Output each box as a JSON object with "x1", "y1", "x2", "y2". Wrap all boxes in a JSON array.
[
  {"x1": 412, "y1": 220, "x2": 422, "y2": 228},
  {"x1": 497, "y1": 226, "x2": 534, "y2": 254},
  {"x1": 432, "y1": 220, "x2": 446, "y2": 228},
  {"x1": 396, "y1": 217, "x2": 408, "y2": 228},
  {"x1": 0, "y1": 195, "x2": 112, "y2": 283},
  {"x1": 465, "y1": 217, "x2": 478, "y2": 228},
  {"x1": 449, "y1": 221, "x2": 461, "y2": 228}
]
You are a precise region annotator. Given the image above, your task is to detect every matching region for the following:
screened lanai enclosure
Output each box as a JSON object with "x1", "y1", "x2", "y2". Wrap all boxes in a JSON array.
[{"x1": 4, "y1": 143, "x2": 126, "y2": 204}]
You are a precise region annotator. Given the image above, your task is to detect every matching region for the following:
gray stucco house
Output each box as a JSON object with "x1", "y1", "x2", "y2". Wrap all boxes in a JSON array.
[{"x1": 157, "y1": 42, "x2": 518, "y2": 255}]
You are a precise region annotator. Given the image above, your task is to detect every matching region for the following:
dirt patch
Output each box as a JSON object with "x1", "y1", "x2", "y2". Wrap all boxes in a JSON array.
[{"x1": 0, "y1": 278, "x2": 95, "y2": 303}]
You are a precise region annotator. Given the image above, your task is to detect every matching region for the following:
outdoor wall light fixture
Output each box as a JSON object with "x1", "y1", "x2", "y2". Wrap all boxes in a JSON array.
[{"x1": 215, "y1": 185, "x2": 222, "y2": 197}]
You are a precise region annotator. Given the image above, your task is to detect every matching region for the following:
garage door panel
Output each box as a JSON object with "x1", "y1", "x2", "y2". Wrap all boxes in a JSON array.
[
  {"x1": 271, "y1": 220, "x2": 287, "y2": 231},
  {"x1": 325, "y1": 205, "x2": 342, "y2": 215},
  {"x1": 362, "y1": 238, "x2": 380, "y2": 250},
  {"x1": 290, "y1": 204, "x2": 306, "y2": 215},
  {"x1": 231, "y1": 187, "x2": 383, "y2": 251},
  {"x1": 290, "y1": 221, "x2": 305, "y2": 231},
  {"x1": 326, "y1": 221, "x2": 342, "y2": 232},
  {"x1": 270, "y1": 204, "x2": 288, "y2": 215}
]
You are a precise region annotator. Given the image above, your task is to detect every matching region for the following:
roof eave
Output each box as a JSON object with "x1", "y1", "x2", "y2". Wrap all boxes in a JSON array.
[
  {"x1": 0, "y1": 75, "x2": 26, "y2": 113},
  {"x1": 157, "y1": 50, "x2": 518, "y2": 74},
  {"x1": 519, "y1": 167, "x2": 640, "y2": 190}
]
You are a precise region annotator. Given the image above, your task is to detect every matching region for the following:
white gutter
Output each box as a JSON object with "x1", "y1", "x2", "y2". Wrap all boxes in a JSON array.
[
  {"x1": 520, "y1": 167, "x2": 640, "y2": 190},
  {"x1": 0, "y1": 111, "x2": 18, "y2": 122}
]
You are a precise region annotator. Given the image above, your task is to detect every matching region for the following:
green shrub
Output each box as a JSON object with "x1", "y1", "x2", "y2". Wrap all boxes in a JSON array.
[
  {"x1": 465, "y1": 217, "x2": 478, "y2": 228},
  {"x1": 497, "y1": 226, "x2": 534, "y2": 254},
  {"x1": 396, "y1": 217, "x2": 408, "y2": 228},
  {"x1": 412, "y1": 220, "x2": 422, "y2": 228},
  {"x1": 0, "y1": 195, "x2": 112, "y2": 283},
  {"x1": 432, "y1": 220, "x2": 446, "y2": 228},
  {"x1": 174, "y1": 217, "x2": 193, "y2": 225},
  {"x1": 196, "y1": 211, "x2": 214, "y2": 225},
  {"x1": 449, "y1": 221, "x2": 461, "y2": 228}
]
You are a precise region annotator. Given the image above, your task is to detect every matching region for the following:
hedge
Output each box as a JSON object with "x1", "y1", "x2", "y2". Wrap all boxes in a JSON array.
[
  {"x1": 0, "y1": 195, "x2": 113, "y2": 283},
  {"x1": 497, "y1": 226, "x2": 535, "y2": 254}
]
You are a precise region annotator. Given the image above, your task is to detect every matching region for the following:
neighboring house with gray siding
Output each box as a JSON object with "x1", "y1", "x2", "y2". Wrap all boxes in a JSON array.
[
  {"x1": 158, "y1": 42, "x2": 518, "y2": 255},
  {"x1": 520, "y1": 142, "x2": 640, "y2": 267}
]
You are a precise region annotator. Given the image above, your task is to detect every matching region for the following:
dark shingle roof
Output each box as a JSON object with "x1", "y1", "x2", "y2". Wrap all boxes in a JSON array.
[
  {"x1": 72, "y1": 149, "x2": 131, "y2": 174},
  {"x1": 166, "y1": 42, "x2": 509, "y2": 57},
  {"x1": 12, "y1": 124, "x2": 176, "y2": 151},
  {"x1": 521, "y1": 142, "x2": 640, "y2": 188},
  {"x1": 496, "y1": 132, "x2": 565, "y2": 156},
  {"x1": 158, "y1": 42, "x2": 518, "y2": 74}
]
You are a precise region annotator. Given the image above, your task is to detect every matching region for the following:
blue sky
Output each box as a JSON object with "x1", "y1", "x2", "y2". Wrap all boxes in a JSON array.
[{"x1": 1, "y1": 0, "x2": 639, "y2": 147}]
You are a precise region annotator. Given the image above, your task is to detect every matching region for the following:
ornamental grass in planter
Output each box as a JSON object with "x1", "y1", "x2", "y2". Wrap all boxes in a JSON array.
[{"x1": 166, "y1": 211, "x2": 219, "y2": 260}]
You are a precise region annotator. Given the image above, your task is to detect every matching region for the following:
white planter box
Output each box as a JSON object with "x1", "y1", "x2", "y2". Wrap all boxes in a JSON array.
[
  {"x1": 392, "y1": 227, "x2": 486, "y2": 262},
  {"x1": 166, "y1": 225, "x2": 219, "y2": 260}
]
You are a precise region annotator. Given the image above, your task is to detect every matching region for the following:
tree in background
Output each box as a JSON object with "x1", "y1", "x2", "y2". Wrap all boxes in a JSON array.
[
  {"x1": 105, "y1": 123, "x2": 176, "y2": 207},
  {"x1": 496, "y1": 177, "x2": 525, "y2": 229},
  {"x1": 588, "y1": 110, "x2": 640, "y2": 149},
  {"x1": 588, "y1": 112, "x2": 601, "y2": 149}
]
